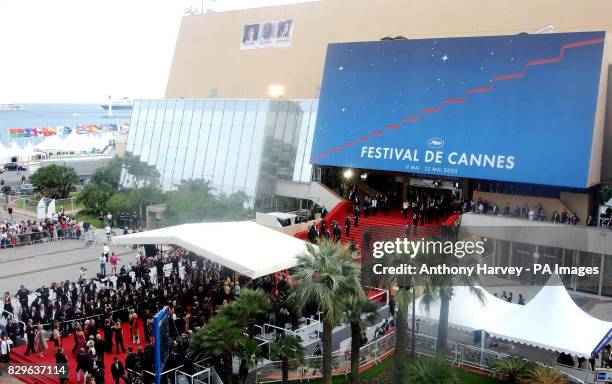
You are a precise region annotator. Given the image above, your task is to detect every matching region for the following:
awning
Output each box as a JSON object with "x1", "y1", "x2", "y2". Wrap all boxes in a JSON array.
[
  {"x1": 111, "y1": 221, "x2": 310, "y2": 278},
  {"x1": 487, "y1": 275, "x2": 612, "y2": 357},
  {"x1": 415, "y1": 285, "x2": 520, "y2": 332}
]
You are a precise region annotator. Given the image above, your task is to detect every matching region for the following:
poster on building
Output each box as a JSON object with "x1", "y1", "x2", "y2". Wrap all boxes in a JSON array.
[
  {"x1": 240, "y1": 19, "x2": 293, "y2": 49},
  {"x1": 311, "y1": 32, "x2": 606, "y2": 188}
]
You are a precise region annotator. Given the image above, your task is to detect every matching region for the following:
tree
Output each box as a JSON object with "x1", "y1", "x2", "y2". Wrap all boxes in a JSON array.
[
  {"x1": 77, "y1": 158, "x2": 123, "y2": 214},
  {"x1": 106, "y1": 192, "x2": 133, "y2": 214},
  {"x1": 188, "y1": 315, "x2": 244, "y2": 384},
  {"x1": 77, "y1": 183, "x2": 113, "y2": 214},
  {"x1": 491, "y1": 357, "x2": 534, "y2": 384},
  {"x1": 290, "y1": 240, "x2": 363, "y2": 384},
  {"x1": 229, "y1": 290, "x2": 270, "y2": 383},
  {"x1": 404, "y1": 358, "x2": 459, "y2": 384},
  {"x1": 235, "y1": 338, "x2": 261, "y2": 384},
  {"x1": 30, "y1": 164, "x2": 79, "y2": 198},
  {"x1": 90, "y1": 156, "x2": 123, "y2": 190},
  {"x1": 122, "y1": 152, "x2": 160, "y2": 188},
  {"x1": 164, "y1": 180, "x2": 251, "y2": 225},
  {"x1": 379, "y1": 251, "x2": 419, "y2": 383},
  {"x1": 220, "y1": 289, "x2": 271, "y2": 336},
  {"x1": 342, "y1": 295, "x2": 379, "y2": 384},
  {"x1": 525, "y1": 366, "x2": 567, "y2": 384},
  {"x1": 419, "y1": 225, "x2": 484, "y2": 357},
  {"x1": 270, "y1": 334, "x2": 304, "y2": 384}
]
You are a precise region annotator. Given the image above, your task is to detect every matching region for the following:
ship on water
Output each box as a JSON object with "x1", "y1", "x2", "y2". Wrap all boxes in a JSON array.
[
  {"x1": 99, "y1": 97, "x2": 133, "y2": 111},
  {"x1": 0, "y1": 103, "x2": 26, "y2": 111}
]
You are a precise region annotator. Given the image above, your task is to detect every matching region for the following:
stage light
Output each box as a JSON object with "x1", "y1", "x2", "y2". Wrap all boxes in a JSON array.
[
  {"x1": 343, "y1": 169, "x2": 353, "y2": 179},
  {"x1": 268, "y1": 84, "x2": 285, "y2": 98},
  {"x1": 360, "y1": 173, "x2": 368, "y2": 180}
]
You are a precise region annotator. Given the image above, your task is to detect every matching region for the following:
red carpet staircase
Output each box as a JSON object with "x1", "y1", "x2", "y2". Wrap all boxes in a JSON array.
[{"x1": 296, "y1": 199, "x2": 460, "y2": 253}]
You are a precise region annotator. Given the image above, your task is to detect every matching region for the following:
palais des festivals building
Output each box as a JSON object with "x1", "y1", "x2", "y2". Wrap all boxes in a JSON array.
[{"x1": 121, "y1": 0, "x2": 612, "y2": 296}]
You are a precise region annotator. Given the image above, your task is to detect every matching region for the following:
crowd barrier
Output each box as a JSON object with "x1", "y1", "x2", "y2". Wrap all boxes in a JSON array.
[
  {"x1": 0, "y1": 229, "x2": 87, "y2": 248},
  {"x1": 255, "y1": 331, "x2": 587, "y2": 384}
]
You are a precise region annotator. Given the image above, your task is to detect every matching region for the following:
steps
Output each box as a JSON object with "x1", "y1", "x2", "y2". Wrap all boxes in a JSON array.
[{"x1": 302, "y1": 200, "x2": 449, "y2": 252}]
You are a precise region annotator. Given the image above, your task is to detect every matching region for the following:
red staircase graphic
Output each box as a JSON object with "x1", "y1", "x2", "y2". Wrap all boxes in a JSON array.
[{"x1": 312, "y1": 37, "x2": 605, "y2": 162}]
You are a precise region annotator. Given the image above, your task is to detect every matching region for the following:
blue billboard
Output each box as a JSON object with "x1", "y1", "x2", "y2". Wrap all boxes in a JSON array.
[{"x1": 311, "y1": 32, "x2": 605, "y2": 188}]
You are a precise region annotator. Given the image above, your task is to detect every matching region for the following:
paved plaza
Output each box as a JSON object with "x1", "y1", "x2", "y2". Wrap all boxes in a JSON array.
[{"x1": 0, "y1": 238, "x2": 135, "y2": 294}]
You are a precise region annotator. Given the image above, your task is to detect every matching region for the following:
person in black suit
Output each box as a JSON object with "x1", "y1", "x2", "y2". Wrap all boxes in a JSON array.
[
  {"x1": 24, "y1": 319, "x2": 35, "y2": 355},
  {"x1": 103, "y1": 318, "x2": 113, "y2": 353},
  {"x1": 111, "y1": 356, "x2": 125, "y2": 384},
  {"x1": 93, "y1": 364, "x2": 105, "y2": 384},
  {"x1": 94, "y1": 334, "x2": 106, "y2": 368},
  {"x1": 344, "y1": 215, "x2": 351, "y2": 236},
  {"x1": 113, "y1": 321, "x2": 126, "y2": 354},
  {"x1": 55, "y1": 347, "x2": 68, "y2": 384},
  {"x1": 125, "y1": 347, "x2": 137, "y2": 383}
]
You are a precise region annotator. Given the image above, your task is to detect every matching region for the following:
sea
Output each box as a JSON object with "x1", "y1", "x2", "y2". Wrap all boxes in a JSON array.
[{"x1": 0, "y1": 103, "x2": 132, "y2": 146}]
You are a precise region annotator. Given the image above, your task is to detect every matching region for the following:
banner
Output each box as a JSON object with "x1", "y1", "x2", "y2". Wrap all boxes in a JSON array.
[
  {"x1": 311, "y1": 32, "x2": 606, "y2": 188},
  {"x1": 153, "y1": 306, "x2": 170, "y2": 384},
  {"x1": 240, "y1": 19, "x2": 293, "y2": 50},
  {"x1": 47, "y1": 199, "x2": 56, "y2": 217},
  {"x1": 36, "y1": 199, "x2": 46, "y2": 220},
  {"x1": 7, "y1": 123, "x2": 128, "y2": 137}
]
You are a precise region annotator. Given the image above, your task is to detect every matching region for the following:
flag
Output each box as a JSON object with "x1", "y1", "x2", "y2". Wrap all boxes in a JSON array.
[{"x1": 9, "y1": 128, "x2": 23, "y2": 138}]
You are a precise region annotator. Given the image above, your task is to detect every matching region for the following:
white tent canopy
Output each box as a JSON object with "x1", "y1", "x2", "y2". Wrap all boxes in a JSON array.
[
  {"x1": 111, "y1": 221, "x2": 310, "y2": 279},
  {"x1": 415, "y1": 285, "x2": 520, "y2": 332},
  {"x1": 487, "y1": 275, "x2": 612, "y2": 357}
]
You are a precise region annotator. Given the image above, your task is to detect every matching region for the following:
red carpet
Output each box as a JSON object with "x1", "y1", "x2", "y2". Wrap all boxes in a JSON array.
[
  {"x1": 296, "y1": 201, "x2": 457, "y2": 252},
  {"x1": 10, "y1": 321, "x2": 142, "y2": 384}
]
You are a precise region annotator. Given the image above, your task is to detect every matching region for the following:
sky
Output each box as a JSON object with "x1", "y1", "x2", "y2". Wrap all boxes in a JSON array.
[{"x1": 0, "y1": 0, "x2": 318, "y2": 104}]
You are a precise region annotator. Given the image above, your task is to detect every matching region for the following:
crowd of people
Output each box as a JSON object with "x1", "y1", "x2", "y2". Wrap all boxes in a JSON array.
[
  {"x1": 1, "y1": 243, "x2": 303, "y2": 384},
  {"x1": 462, "y1": 197, "x2": 593, "y2": 226},
  {"x1": 0, "y1": 211, "x2": 87, "y2": 248}
]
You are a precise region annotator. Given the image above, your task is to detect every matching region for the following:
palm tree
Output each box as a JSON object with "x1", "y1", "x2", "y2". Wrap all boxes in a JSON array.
[
  {"x1": 270, "y1": 334, "x2": 305, "y2": 384},
  {"x1": 404, "y1": 357, "x2": 459, "y2": 384},
  {"x1": 236, "y1": 338, "x2": 261, "y2": 384},
  {"x1": 221, "y1": 288, "x2": 271, "y2": 336},
  {"x1": 379, "y1": 252, "x2": 418, "y2": 384},
  {"x1": 525, "y1": 366, "x2": 568, "y2": 384},
  {"x1": 290, "y1": 240, "x2": 363, "y2": 384},
  {"x1": 419, "y1": 225, "x2": 484, "y2": 356},
  {"x1": 491, "y1": 357, "x2": 534, "y2": 384},
  {"x1": 188, "y1": 315, "x2": 243, "y2": 384},
  {"x1": 222, "y1": 289, "x2": 270, "y2": 383},
  {"x1": 342, "y1": 295, "x2": 379, "y2": 384}
]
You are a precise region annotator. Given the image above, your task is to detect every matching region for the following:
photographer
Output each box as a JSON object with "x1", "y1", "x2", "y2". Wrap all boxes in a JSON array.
[{"x1": 16, "y1": 285, "x2": 30, "y2": 310}]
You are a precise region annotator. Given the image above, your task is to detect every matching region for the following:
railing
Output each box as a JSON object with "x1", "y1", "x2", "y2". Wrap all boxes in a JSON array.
[
  {"x1": 255, "y1": 331, "x2": 586, "y2": 384},
  {"x1": 261, "y1": 315, "x2": 321, "y2": 344},
  {"x1": 0, "y1": 228, "x2": 101, "y2": 249},
  {"x1": 552, "y1": 362, "x2": 594, "y2": 384}
]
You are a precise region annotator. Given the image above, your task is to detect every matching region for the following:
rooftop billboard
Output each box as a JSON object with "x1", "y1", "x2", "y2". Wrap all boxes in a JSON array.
[{"x1": 311, "y1": 32, "x2": 606, "y2": 188}]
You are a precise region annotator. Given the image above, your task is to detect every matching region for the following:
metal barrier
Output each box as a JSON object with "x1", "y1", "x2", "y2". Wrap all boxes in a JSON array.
[
  {"x1": 255, "y1": 331, "x2": 586, "y2": 384},
  {"x1": 0, "y1": 230, "x2": 93, "y2": 248},
  {"x1": 262, "y1": 315, "x2": 321, "y2": 344},
  {"x1": 175, "y1": 366, "x2": 222, "y2": 384}
]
